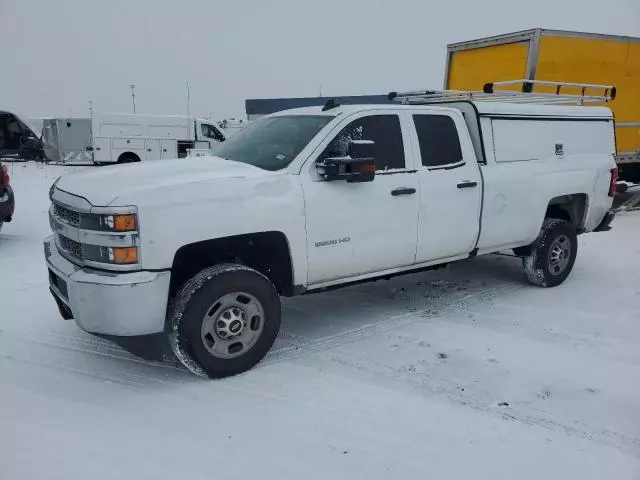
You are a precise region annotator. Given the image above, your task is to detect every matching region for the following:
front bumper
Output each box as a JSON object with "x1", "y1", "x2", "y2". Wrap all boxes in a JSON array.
[
  {"x1": 593, "y1": 210, "x2": 615, "y2": 232},
  {"x1": 44, "y1": 235, "x2": 171, "y2": 336}
]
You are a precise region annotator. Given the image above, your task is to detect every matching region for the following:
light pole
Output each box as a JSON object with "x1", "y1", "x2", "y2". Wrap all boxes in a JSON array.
[
  {"x1": 186, "y1": 82, "x2": 191, "y2": 119},
  {"x1": 186, "y1": 81, "x2": 191, "y2": 142},
  {"x1": 129, "y1": 84, "x2": 136, "y2": 113}
]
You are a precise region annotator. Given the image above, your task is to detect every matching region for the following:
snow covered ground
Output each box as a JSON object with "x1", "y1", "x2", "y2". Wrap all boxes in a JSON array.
[{"x1": 1, "y1": 162, "x2": 639, "y2": 480}]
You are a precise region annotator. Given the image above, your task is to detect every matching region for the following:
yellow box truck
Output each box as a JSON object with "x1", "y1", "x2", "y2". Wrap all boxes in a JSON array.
[{"x1": 445, "y1": 28, "x2": 640, "y2": 182}]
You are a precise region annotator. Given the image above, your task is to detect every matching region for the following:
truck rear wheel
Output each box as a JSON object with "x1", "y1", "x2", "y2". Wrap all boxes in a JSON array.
[
  {"x1": 117, "y1": 153, "x2": 140, "y2": 164},
  {"x1": 522, "y1": 219, "x2": 577, "y2": 288},
  {"x1": 168, "y1": 264, "x2": 281, "y2": 378}
]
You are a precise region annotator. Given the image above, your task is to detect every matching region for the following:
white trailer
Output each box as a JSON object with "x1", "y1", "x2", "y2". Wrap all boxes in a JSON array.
[{"x1": 41, "y1": 113, "x2": 226, "y2": 164}]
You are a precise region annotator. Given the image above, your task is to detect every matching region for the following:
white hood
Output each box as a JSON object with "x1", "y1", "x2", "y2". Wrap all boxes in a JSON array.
[{"x1": 55, "y1": 156, "x2": 271, "y2": 206}]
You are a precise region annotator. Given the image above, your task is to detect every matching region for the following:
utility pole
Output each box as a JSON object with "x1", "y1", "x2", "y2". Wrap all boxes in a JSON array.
[
  {"x1": 186, "y1": 81, "x2": 191, "y2": 142},
  {"x1": 186, "y1": 82, "x2": 191, "y2": 118},
  {"x1": 129, "y1": 84, "x2": 136, "y2": 113},
  {"x1": 88, "y1": 100, "x2": 94, "y2": 117}
]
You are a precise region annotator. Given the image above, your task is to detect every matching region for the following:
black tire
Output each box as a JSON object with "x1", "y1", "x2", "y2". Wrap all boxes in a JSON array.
[
  {"x1": 522, "y1": 219, "x2": 577, "y2": 288},
  {"x1": 117, "y1": 153, "x2": 140, "y2": 164},
  {"x1": 168, "y1": 264, "x2": 281, "y2": 378},
  {"x1": 512, "y1": 245, "x2": 531, "y2": 257}
]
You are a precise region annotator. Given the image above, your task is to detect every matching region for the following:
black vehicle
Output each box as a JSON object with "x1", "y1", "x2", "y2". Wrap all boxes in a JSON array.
[
  {"x1": 0, "y1": 111, "x2": 44, "y2": 161},
  {"x1": 0, "y1": 162, "x2": 15, "y2": 230}
]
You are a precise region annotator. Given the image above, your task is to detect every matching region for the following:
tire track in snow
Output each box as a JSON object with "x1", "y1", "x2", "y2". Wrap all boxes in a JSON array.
[
  {"x1": 9, "y1": 334, "x2": 183, "y2": 372},
  {"x1": 328, "y1": 352, "x2": 640, "y2": 458},
  {"x1": 4, "y1": 276, "x2": 523, "y2": 384},
  {"x1": 264, "y1": 282, "x2": 525, "y2": 365},
  {"x1": 17, "y1": 328, "x2": 140, "y2": 353},
  {"x1": 5, "y1": 355, "x2": 164, "y2": 387}
]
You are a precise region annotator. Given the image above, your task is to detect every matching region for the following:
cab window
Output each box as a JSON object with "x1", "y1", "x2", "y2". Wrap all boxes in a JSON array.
[
  {"x1": 321, "y1": 115, "x2": 405, "y2": 171},
  {"x1": 201, "y1": 123, "x2": 225, "y2": 142}
]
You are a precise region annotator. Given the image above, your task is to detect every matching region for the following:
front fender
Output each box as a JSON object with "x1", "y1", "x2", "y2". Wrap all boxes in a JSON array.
[{"x1": 129, "y1": 175, "x2": 309, "y2": 287}]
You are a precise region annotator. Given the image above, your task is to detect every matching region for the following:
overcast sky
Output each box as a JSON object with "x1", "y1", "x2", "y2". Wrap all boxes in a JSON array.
[{"x1": 1, "y1": 0, "x2": 638, "y2": 119}]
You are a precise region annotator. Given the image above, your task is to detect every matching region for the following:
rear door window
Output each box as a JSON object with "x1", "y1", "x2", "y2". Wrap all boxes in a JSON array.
[{"x1": 413, "y1": 115, "x2": 463, "y2": 168}]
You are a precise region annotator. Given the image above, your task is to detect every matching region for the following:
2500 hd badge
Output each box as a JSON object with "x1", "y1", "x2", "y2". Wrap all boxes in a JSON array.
[{"x1": 315, "y1": 237, "x2": 351, "y2": 248}]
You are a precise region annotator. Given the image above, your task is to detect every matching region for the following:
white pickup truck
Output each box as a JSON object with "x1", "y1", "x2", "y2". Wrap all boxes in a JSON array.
[{"x1": 44, "y1": 86, "x2": 618, "y2": 377}]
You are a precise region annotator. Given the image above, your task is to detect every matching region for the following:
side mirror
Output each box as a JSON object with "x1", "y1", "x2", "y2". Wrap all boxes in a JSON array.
[
  {"x1": 316, "y1": 140, "x2": 376, "y2": 183},
  {"x1": 348, "y1": 140, "x2": 375, "y2": 160}
]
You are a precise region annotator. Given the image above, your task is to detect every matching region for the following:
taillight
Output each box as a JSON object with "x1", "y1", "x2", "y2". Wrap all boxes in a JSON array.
[
  {"x1": 608, "y1": 167, "x2": 618, "y2": 197},
  {"x1": 0, "y1": 164, "x2": 9, "y2": 186}
]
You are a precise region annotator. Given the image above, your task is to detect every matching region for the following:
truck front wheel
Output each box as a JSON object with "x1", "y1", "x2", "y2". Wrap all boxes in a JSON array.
[
  {"x1": 168, "y1": 264, "x2": 281, "y2": 378},
  {"x1": 522, "y1": 219, "x2": 577, "y2": 288}
]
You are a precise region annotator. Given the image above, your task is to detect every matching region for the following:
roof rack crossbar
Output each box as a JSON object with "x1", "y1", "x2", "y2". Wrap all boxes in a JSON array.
[{"x1": 389, "y1": 80, "x2": 616, "y2": 106}]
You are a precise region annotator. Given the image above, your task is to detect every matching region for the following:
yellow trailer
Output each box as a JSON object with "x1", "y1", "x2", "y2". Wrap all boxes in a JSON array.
[{"x1": 445, "y1": 29, "x2": 640, "y2": 182}]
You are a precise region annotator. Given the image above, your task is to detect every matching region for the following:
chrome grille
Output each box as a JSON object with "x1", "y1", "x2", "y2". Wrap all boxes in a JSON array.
[
  {"x1": 58, "y1": 234, "x2": 83, "y2": 260},
  {"x1": 54, "y1": 204, "x2": 80, "y2": 226}
]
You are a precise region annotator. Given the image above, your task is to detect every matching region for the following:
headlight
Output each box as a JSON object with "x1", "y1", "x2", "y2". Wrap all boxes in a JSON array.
[
  {"x1": 50, "y1": 201, "x2": 140, "y2": 271},
  {"x1": 80, "y1": 213, "x2": 138, "y2": 232},
  {"x1": 111, "y1": 214, "x2": 137, "y2": 232}
]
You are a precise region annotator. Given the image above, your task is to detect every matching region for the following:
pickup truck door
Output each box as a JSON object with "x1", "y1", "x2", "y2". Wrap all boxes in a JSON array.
[
  {"x1": 407, "y1": 111, "x2": 482, "y2": 262},
  {"x1": 302, "y1": 112, "x2": 419, "y2": 285}
]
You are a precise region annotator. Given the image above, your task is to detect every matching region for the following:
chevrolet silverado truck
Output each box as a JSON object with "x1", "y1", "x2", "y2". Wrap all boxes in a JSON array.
[{"x1": 44, "y1": 82, "x2": 618, "y2": 378}]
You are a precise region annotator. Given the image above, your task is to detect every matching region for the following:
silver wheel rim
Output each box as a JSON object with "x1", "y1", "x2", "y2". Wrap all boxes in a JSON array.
[
  {"x1": 548, "y1": 235, "x2": 571, "y2": 276},
  {"x1": 200, "y1": 292, "x2": 265, "y2": 359}
]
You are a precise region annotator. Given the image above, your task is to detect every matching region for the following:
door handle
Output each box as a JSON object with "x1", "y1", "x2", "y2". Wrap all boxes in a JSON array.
[
  {"x1": 457, "y1": 181, "x2": 478, "y2": 189},
  {"x1": 147, "y1": 148, "x2": 152, "y2": 152},
  {"x1": 391, "y1": 187, "x2": 416, "y2": 196}
]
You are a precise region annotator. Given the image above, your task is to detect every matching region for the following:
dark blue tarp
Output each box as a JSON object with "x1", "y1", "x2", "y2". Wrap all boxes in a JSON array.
[{"x1": 245, "y1": 95, "x2": 393, "y2": 116}]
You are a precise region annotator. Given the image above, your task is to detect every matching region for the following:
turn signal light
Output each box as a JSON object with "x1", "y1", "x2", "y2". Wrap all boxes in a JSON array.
[
  {"x1": 358, "y1": 162, "x2": 376, "y2": 174},
  {"x1": 112, "y1": 247, "x2": 138, "y2": 264},
  {"x1": 114, "y1": 214, "x2": 137, "y2": 232}
]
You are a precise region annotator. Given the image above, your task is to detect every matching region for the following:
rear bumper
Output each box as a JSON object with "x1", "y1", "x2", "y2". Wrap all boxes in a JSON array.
[
  {"x1": 44, "y1": 236, "x2": 171, "y2": 336},
  {"x1": 593, "y1": 210, "x2": 615, "y2": 232}
]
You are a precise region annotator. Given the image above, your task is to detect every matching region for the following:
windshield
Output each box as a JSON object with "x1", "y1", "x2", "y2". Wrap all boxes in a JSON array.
[{"x1": 213, "y1": 115, "x2": 333, "y2": 171}]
